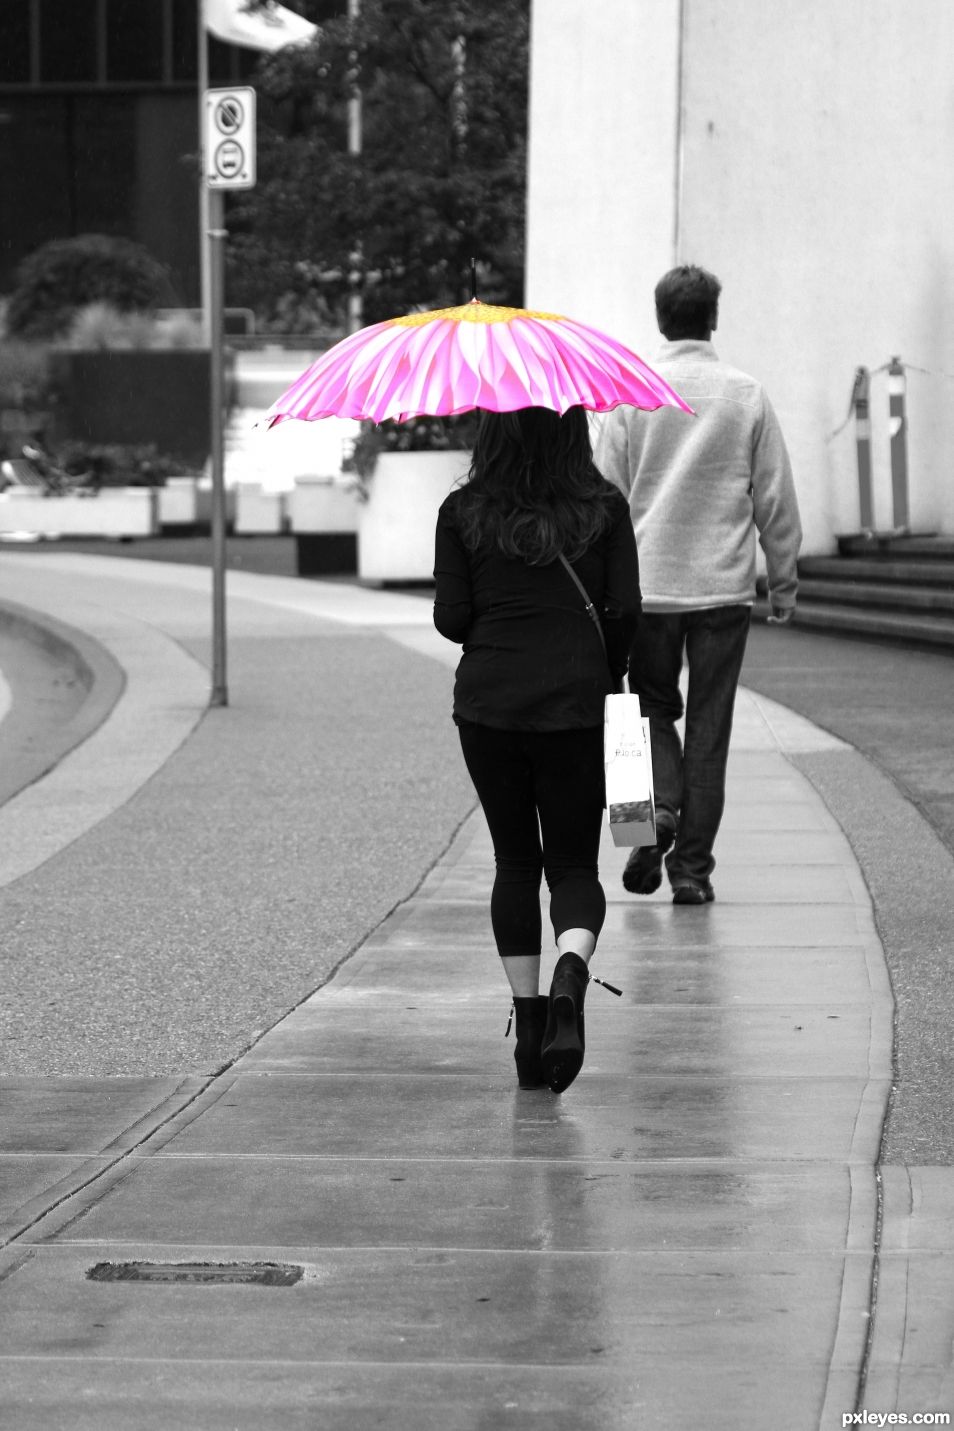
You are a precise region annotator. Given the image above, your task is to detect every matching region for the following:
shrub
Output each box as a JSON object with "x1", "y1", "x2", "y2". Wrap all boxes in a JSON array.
[
  {"x1": 63, "y1": 303, "x2": 157, "y2": 351},
  {"x1": 152, "y1": 310, "x2": 204, "y2": 349},
  {"x1": 61, "y1": 303, "x2": 204, "y2": 351},
  {"x1": 0, "y1": 340, "x2": 52, "y2": 458},
  {"x1": 6, "y1": 235, "x2": 175, "y2": 341},
  {"x1": 0, "y1": 340, "x2": 50, "y2": 412},
  {"x1": 50, "y1": 440, "x2": 194, "y2": 487}
]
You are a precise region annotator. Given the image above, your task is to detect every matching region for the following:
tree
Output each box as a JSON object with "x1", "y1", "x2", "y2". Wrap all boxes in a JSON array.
[
  {"x1": 226, "y1": 0, "x2": 529, "y2": 331},
  {"x1": 6, "y1": 234, "x2": 174, "y2": 341}
]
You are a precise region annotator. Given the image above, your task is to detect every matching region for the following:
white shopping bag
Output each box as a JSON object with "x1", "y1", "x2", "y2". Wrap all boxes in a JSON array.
[{"x1": 604, "y1": 685, "x2": 656, "y2": 848}]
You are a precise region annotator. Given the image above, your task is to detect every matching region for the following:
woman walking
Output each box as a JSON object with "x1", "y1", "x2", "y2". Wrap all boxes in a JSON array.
[{"x1": 433, "y1": 406, "x2": 641, "y2": 1093}]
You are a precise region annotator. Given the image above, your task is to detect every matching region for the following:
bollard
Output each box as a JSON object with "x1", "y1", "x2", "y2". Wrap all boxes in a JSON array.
[
  {"x1": 887, "y1": 355, "x2": 910, "y2": 532},
  {"x1": 851, "y1": 365, "x2": 873, "y2": 531}
]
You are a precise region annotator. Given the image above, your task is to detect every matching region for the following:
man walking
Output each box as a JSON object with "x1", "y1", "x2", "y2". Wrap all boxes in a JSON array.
[{"x1": 595, "y1": 264, "x2": 802, "y2": 904}]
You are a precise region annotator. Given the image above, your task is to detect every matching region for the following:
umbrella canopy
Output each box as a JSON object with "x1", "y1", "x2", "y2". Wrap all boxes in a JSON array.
[{"x1": 264, "y1": 299, "x2": 692, "y2": 426}]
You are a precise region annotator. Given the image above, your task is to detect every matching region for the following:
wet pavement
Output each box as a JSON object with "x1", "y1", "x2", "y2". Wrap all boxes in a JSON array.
[{"x1": 0, "y1": 550, "x2": 952, "y2": 1428}]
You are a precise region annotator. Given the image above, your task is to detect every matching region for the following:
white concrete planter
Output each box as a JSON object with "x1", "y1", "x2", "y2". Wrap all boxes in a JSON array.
[
  {"x1": 234, "y1": 483, "x2": 288, "y2": 534},
  {"x1": 0, "y1": 487, "x2": 157, "y2": 538},
  {"x1": 289, "y1": 475, "x2": 359, "y2": 534},
  {"x1": 290, "y1": 475, "x2": 360, "y2": 576},
  {"x1": 358, "y1": 450, "x2": 470, "y2": 582},
  {"x1": 157, "y1": 477, "x2": 200, "y2": 529},
  {"x1": 195, "y1": 478, "x2": 236, "y2": 530}
]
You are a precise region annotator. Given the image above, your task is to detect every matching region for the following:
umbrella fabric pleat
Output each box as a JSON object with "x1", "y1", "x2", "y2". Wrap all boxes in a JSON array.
[
  {"x1": 566, "y1": 318, "x2": 688, "y2": 408},
  {"x1": 358, "y1": 335, "x2": 415, "y2": 415},
  {"x1": 543, "y1": 322, "x2": 631, "y2": 410},
  {"x1": 416, "y1": 320, "x2": 467, "y2": 417},
  {"x1": 282, "y1": 322, "x2": 394, "y2": 419},
  {"x1": 549, "y1": 320, "x2": 672, "y2": 411},
  {"x1": 363, "y1": 339, "x2": 417, "y2": 416},
  {"x1": 489, "y1": 320, "x2": 562, "y2": 411},
  {"x1": 455, "y1": 319, "x2": 499, "y2": 412},
  {"x1": 511, "y1": 320, "x2": 589, "y2": 412},
  {"x1": 549, "y1": 325, "x2": 616, "y2": 409},
  {"x1": 351, "y1": 325, "x2": 425, "y2": 416}
]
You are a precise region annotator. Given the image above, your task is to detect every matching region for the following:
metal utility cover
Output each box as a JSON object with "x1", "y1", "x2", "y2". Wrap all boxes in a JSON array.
[{"x1": 87, "y1": 1261, "x2": 303, "y2": 1286}]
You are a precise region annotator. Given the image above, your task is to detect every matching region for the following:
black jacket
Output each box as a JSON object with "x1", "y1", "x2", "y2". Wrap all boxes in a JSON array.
[{"x1": 433, "y1": 484, "x2": 640, "y2": 731}]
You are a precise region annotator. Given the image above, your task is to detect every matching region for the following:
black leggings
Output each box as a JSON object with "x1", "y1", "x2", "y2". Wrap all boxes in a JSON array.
[{"x1": 457, "y1": 721, "x2": 607, "y2": 959}]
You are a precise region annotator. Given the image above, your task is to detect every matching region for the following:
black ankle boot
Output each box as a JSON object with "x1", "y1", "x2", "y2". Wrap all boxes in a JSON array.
[
  {"x1": 511, "y1": 995, "x2": 549, "y2": 1089},
  {"x1": 541, "y1": 952, "x2": 589, "y2": 1093}
]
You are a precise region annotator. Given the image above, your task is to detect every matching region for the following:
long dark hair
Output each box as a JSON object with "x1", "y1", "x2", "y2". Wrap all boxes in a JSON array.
[{"x1": 453, "y1": 407, "x2": 616, "y2": 564}]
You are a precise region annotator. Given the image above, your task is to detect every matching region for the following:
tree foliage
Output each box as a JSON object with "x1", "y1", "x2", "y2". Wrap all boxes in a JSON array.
[
  {"x1": 6, "y1": 235, "x2": 174, "y2": 340},
  {"x1": 227, "y1": 0, "x2": 529, "y2": 330}
]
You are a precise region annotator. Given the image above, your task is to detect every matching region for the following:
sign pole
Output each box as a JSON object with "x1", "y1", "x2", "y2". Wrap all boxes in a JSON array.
[
  {"x1": 208, "y1": 184, "x2": 228, "y2": 708},
  {"x1": 203, "y1": 84, "x2": 256, "y2": 710}
]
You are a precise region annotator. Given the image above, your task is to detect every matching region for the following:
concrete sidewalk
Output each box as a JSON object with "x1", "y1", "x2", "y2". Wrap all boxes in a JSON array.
[{"x1": 0, "y1": 553, "x2": 951, "y2": 1429}]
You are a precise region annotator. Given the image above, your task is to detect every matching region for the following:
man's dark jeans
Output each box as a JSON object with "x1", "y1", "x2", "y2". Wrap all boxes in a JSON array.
[{"x1": 628, "y1": 605, "x2": 751, "y2": 887}]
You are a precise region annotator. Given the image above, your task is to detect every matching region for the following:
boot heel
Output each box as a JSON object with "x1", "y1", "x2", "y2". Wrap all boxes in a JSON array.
[
  {"x1": 542, "y1": 993, "x2": 584, "y2": 1092},
  {"x1": 551, "y1": 993, "x2": 581, "y2": 1050},
  {"x1": 541, "y1": 952, "x2": 589, "y2": 1094}
]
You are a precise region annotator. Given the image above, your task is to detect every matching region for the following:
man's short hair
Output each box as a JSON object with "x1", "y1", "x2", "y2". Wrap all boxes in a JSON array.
[{"x1": 655, "y1": 265, "x2": 722, "y2": 339}]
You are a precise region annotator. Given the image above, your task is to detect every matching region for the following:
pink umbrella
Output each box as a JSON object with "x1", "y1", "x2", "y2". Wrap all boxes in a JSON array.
[{"x1": 264, "y1": 299, "x2": 692, "y2": 425}]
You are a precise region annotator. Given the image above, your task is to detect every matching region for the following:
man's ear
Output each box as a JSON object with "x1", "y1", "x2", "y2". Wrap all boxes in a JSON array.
[{"x1": 710, "y1": 307, "x2": 719, "y2": 333}]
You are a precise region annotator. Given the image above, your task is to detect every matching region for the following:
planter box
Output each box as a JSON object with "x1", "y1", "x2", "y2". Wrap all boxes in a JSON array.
[
  {"x1": 358, "y1": 450, "x2": 470, "y2": 583},
  {"x1": 195, "y1": 477, "x2": 236, "y2": 531},
  {"x1": 47, "y1": 350, "x2": 213, "y2": 467},
  {"x1": 291, "y1": 475, "x2": 360, "y2": 574},
  {"x1": 155, "y1": 475, "x2": 234, "y2": 533},
  {"x1": 289, "y1": 475, "x2": 360, "y2": 534},
  {"x1": 157, "y1": 476, "x2": 201, "y2": 529},
  {"x1": 0, "y1": 487, "x2": 157, "y2": 538},
  {"x1": 235, "y1": 482, "x2": 288, "y2": 534}
]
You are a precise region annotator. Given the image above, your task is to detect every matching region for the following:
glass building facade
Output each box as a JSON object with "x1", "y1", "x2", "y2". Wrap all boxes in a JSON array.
[{"x1": 0, "y1": 0, "x2": 335, "y2": 305}]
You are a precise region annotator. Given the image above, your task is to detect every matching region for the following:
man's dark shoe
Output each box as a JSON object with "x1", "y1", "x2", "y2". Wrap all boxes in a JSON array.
[
  {"x1": 621, "y1": 813, "x2": 677, "y2": 895},
  {"x1": 671, "y1": 880, "x2": 715, "y2": 905}
]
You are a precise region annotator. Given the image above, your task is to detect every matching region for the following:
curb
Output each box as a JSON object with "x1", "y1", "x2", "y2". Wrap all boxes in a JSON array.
[{"x1": 0, "y1": 601, "x2": 125, "y2": 807}]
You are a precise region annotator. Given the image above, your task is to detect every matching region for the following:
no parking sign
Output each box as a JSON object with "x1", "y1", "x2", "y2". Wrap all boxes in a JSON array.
[{"x1": 204, "y1": 87, "x2": 256, "y2": 190}]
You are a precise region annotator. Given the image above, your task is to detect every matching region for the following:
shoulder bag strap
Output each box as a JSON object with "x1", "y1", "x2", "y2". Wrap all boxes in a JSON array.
[{"x1": 557, "y1": 552, "x2": 608, "y2": 663}]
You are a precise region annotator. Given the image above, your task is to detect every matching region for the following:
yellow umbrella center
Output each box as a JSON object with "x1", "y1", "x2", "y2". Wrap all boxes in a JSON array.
[{"x1": 389, "y1": 300, "x2": 564, "y2": 327}]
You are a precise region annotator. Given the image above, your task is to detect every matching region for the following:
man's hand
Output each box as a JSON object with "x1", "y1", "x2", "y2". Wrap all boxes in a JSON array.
[{"x1": 767, "y1": 606, "x2": 794, "y2": 626}]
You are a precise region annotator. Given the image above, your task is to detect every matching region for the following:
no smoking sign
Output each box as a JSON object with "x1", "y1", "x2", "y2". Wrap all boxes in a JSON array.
[{"x1": 204, "y1": 87, "x2": 256, "y2": 189}]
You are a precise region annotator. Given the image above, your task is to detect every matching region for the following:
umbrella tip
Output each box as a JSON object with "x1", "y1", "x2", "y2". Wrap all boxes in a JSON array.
[{"x1": 470, "y1": 256, "x2": 478, "y2": 302}]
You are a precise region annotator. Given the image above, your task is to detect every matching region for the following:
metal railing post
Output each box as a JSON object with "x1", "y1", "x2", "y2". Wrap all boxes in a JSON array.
[
  {"x1": 887, "y1": 355, "x2": 910, "y2": 532},
  {"x1": 851, "y1": 365, "x2": 873, "y2": 532}
]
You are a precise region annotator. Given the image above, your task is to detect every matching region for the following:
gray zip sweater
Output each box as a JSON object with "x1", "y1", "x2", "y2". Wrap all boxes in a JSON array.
[{"x1": 594, "y1": 340, "x2": 802, "y2": 612}]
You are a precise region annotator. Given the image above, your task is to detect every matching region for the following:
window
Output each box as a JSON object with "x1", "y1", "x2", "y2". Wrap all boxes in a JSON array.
[
  {"x1": 0, "y1": 0, "x2": 31, "y2": 84},
  {"x1": 40, "y1": 0, "x2": 99, "y2": 83},
  {"x1": 107, "y1": 0, "x2": 165, "y2": 83},
  {"x1": 172, "y1": 0, "x2": 198, "y2": 81}
]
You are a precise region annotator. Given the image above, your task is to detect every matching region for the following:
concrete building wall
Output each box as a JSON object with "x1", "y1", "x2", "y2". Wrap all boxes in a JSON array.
[
  {"x1": 527, "y1": 0, "x2": 954, "y2": 553},
  {"x1": 525, "y1": 0, "x2": 681, "y2": 347}
]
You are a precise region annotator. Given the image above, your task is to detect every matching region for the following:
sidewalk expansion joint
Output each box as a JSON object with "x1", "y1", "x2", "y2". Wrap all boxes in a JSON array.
[{"x1": 0, "y1": 1075, "x2": 221, "y2": 1253}]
